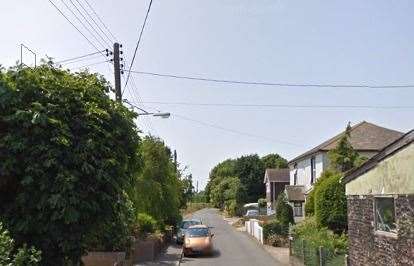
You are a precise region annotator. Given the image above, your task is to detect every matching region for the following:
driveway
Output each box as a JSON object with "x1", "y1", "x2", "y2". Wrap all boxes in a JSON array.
[{"x1": 180, "y1": 208, "x2": 279, "y2": 266}]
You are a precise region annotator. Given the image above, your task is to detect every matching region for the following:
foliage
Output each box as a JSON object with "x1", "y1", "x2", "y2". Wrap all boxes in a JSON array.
[
  {"x1": 292, "y1": 217, "x2": 348, "y2": 253},
  {"x1": 191, "y1": 191, "x2": 208, "y2": 203},
  {"x1": 263, "y1": 219, "x2": 289, "y2": 239},
  {"x1": 314, "y1": 172, "x2": 347, "y2": 232},
  {"x1": 258, "y1": 198, "x2": 267, "y2": 208},
  {"x1": 328, "y1": 122, "x2": 359, "y2": 173},
  {"x1": 266, "y1": 234, "x2": 289, "y2": 247},
  {"x1": 0, "y1": 222, "x2": 41, "y2": 266},
  {"x1": 275, "y1": 193, "x2": 294, "y2": 227},
  {"x1": 305, "y1": 189, "x2": 315, "y2": 216},
  {"x1": 129, "y1": 136, "x2": 182, "y2": 228},
  {"x1": 261, "y1": 153, "x2": 288, "y2": 169},
  {"x1": 206, "y1": 153, "x2": 287, "y2": 211},
  {"x1": 180, "y1": 174, "x2": 194, "y2": 209},
  {"x1": 135, "y1": 213, "x2": 157, "y2": 235},
  {"x1": 182, "y1": 202, "x2": 213, "y2": 216},
  {"x1": 0, "y1": 65, "x2": 141, "y2": 265},
  {"x1": 210, "y1": 176, "x2": 245, "y2": 216}
]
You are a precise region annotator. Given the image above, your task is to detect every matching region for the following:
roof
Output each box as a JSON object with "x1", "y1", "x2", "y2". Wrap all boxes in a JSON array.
[
  {"x1": 263, "y1": 168, "x2": 290, "y2": 183},
  {"x1": 289, "y1": 121, "x2": 403, "y2": 164},
  {"x1": 285, "y1": 185, "x2": 305, "y2": 202},
  {"x1": 343, "y1": 129, "x2": 414, "y2": 184}
]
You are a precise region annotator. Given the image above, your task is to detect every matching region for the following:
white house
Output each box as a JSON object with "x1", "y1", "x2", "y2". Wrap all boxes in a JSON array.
[{"x1": 286, "y1": 121, "x2": 403, "y2": 221}]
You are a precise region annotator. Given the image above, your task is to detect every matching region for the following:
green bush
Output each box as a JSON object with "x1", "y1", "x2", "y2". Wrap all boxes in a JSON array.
[
  {"x1": 0, "y1": 223, "x2": 41, "y2": 266},
  {"x1": 292, "y1": 217, "x2": 348, "y2": 253},
  {"x1": 258, "y1": 198, "x2": 267, "y2": 208},
  {"x1": 275, "y1": 193, "x2": 294, "y2": 226},
  {"x1": 136, "y1": 213, "x2": 157, "y2": 235},
  {"x1": 314, "y1": 172, "x2": 347, "y2": 232},
  {"x1": 263, "y1": 220, "x2": 289, "y2": 238},
  {"x1": 305, "y1": 189, "x2": 315, "y2": 216}
]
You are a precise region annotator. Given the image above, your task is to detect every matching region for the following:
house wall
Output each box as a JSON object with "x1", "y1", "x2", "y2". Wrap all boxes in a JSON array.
[
  {"x1": 347, "y1": 195, "x2": 414, "y2": 266},
  {"x1": 346, "y1": 143, "x2": 414, "y2": 196},
  {"x1": 289, "y1": 153, "x2": 324, "y2": 191}
]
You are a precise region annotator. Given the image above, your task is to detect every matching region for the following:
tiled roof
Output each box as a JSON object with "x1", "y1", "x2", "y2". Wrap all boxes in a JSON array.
[
  {"x1": 343, "y1": 129, "x2": 414, "y2": 184},
  {"x1": 289, "y1": 121, "x2": 403, "y2": 164},
  {"x1": 264, "y1": 168, "x2": 290, "y2": 183},
  {"x1": 285, "y1": 185, "x2": 305, "y2": 202}
]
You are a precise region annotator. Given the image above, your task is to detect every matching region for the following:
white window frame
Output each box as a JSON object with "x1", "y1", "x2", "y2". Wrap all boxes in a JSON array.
[{"x1": 373, "y1": 195, "x2": 398, "y2": 238}]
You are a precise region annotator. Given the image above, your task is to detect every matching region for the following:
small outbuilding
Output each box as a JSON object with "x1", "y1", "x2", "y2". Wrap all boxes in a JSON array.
[{"x1": 343, "y1": 130, "x2": 414, "y2": 266}]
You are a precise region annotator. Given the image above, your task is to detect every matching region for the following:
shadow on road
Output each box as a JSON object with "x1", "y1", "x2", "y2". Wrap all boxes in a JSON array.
[{"x1": 181, "y1": 249, "x2": 221, "y2": 263}]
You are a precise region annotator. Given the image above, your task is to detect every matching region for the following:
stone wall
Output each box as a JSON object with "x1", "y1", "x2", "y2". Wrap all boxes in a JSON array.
[{"x1": 347, "y1": 195, "x2": 414, "y2": 266}]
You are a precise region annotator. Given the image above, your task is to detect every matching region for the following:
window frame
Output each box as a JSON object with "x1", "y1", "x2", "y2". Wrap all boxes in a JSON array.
[{"x1": 373, "y1": 195, "x2": 398, "y2": 237}]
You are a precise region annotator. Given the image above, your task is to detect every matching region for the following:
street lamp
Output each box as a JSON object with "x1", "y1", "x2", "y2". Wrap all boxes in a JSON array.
[{"x1": 123, "y1": 99, "x2": 170, "y2": 119}]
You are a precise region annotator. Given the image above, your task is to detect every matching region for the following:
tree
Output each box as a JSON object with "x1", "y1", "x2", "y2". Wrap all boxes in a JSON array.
[
  {"x1": 180, "y1": 174, "x2": 194, "y2": 209},
  {"x1": 261, "y1": 153, "x2": 288, "y2": 169},
  {"x1": 275, "y1": 193, "x2": 294, "y2": 227},
  {"x1": 328, "y1": 122, "x2": 360, "y2": 173},
  {"x1": 129, "y1": 136, "x2": 182, "y2": 227},
  {"x1": 0, "y1": 65, "x2": 141, "y2": 265},
  {"x1": 233, "y1": 154, "x2": 265, "y2": 203},
  {"x1": 314, "y1": 172, "x2": 347, "y2": 232}
]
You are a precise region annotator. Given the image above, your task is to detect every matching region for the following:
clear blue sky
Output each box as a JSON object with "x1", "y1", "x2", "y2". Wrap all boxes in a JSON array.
[{"x1": 2, "y1": 0, "x2": 413, "y2": 189}]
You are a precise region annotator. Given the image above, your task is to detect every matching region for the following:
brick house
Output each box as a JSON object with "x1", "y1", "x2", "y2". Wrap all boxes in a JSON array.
[
  {"x1": 343, "y1": 130, "x2": 414, "y2": 266},
  {"x1": 287, "y1": 121, "x2": 403, "y2": 222},
  {"x1": 264, "y1": 168, "x2": 290, "y2": 215}
]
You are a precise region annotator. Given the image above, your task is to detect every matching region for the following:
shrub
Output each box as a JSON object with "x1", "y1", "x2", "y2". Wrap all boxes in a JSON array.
[
  {"x1": 314, "y1": 172, "x2": 347, "y2": 232},
  {"x1": 266, "y1": 234, "x2": 289, "y2": 247},
  {"x1": 275, "y1": 193, "x2": 294, "y2": 226},
  {"x1": 136, "y1": 213, "x2": 157, "y2": 235},
  {"x1": 263, "y1": 220, "x2": 288, "y2": 238},
  {"x1": 0, "y1": 222, "x2": 41, "y2": 266},
  {"x1": 292, "y1": 217, "x2": 348, "y2": 253},
  {"x1": 258, "y1": 198, "x2": 267, "y2": 208},
  {"x1": 305, "y1": 189, "x2": 315, "y2": 216}
]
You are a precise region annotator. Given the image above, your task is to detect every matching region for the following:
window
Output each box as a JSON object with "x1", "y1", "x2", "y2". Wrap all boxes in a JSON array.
[
  {"x1": 293, "y1": 163, "x2": 298, "y2": 185},
  {"x1": 293, "y1": 202, "x2": 303, "y2": 217},
  {"x1": 310, "y1": 157, "x2": 316, "y2": 184},
  {"x1": 375, "y1": 197, "x2": 397, "y2": 234}
]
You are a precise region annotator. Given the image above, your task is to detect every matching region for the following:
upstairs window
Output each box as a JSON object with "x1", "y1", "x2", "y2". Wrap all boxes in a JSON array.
[
  {"x1": 293, "y1": 163, "x2": 298, "y2": 185},
  {"x1": 375, "y1": 197, "x2": 397, "y2": 234},
  {"x1": 310, "y1": 157, "x2": 316, "y2": 184}
]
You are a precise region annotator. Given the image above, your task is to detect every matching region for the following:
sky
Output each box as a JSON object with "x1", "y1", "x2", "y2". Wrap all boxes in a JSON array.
[{"x1": 1, "y1": 0, "x2": 414, "y2": 189}]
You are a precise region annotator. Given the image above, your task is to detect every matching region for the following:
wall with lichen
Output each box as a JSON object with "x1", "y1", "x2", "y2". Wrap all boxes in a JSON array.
[{"x1": 346, "y1": 143, "x2": 414, "y2": 196}]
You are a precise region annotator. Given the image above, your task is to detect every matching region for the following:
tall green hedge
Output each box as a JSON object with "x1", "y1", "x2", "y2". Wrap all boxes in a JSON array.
[
  {"x1": 314, "y1": 172, "x2": 347, "y2": 232},
  {"x1": 275, "y1": 193, "x2": 294, "y2": 226}
]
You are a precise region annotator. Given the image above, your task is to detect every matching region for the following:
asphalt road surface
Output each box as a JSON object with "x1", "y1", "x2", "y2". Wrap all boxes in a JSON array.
[{"x1": 180, "y1": 208, "x2": 278, "y2": 266}]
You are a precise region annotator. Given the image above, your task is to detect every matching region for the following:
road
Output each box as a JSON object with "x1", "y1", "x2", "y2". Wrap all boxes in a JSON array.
[{"x1": 180, "y1": 208, "x2": 278, "y2": 266}]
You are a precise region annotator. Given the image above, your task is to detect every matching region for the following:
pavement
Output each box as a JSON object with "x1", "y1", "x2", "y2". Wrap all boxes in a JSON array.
[
  {"x1": 179, "y1": 208, "x2": 280, "y2": 266},
  {"x1": 134, "y1": 243, "x2": 182, "y2": 266}
]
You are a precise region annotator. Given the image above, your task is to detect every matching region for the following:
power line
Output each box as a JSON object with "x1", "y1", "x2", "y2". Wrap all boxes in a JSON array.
[
  {"x1": 55, "y1": 50, "x2": 106, "y2": 64},
  {"x1": 83, "y1": 0, "x2": 118, "y2": 41},
  {"x1": 172, "y1": 113, "x2": 302, "y2": 147},
  {"x1": 47, "y1": 0, "x2": 106, "y2": 57},
  {"x1": 137, "y1": 101, "x2": 414, "y2": 110},
  {"x1": 124, "y1": 70, "x2": 414, "y2": 89},
  {"x1": 68, "y1": 60, "x2": 110, "y2": 71},
  {"x1": 123, "y1": 0, "x2": 154, "y2": 92},
  {"x1": 67, "y1": 0, "x2": 112, "y2": 47},
  {"x1": 58, "y1": 0, "x2": 107, "y2": 50},
  {"x1": 74, "y1": 0, "x2": 114, "y2": 44},
  {"x1": 59, "y1": 54, "x2": 104, "y2": 66}
]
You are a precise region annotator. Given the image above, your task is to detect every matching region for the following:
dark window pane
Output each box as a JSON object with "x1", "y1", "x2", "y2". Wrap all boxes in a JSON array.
[{"x1": 375, "y1": 197, "x2": 396, "y2": 233}]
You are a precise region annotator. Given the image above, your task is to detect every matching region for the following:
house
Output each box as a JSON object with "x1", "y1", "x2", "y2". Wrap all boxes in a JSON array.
[
  {"x1": 286, "y1": 121, "x2": 403, "y2": 221},
  {"x1": 264, "y1": 168, "x2": 290, "y2": 215},
  {"x1": 343, "y1": 130, "x2": 414, "y2": 266}
]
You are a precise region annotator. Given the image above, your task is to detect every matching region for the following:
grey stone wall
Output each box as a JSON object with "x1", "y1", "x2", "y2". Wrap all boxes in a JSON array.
[{"x1": 347, "y1": 195, "x2": 414, "y2": 266}]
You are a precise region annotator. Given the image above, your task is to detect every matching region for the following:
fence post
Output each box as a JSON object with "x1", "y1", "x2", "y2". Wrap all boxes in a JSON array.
[
  {"x1": 345, "y1": 254, "x2": 349, "y2": 266},
  {"x1": 288, "y1": 237, "x2": 292, "y2": 256},
  {"x1": 319, "y1": 246, "x2": 324, "y2": 266}
]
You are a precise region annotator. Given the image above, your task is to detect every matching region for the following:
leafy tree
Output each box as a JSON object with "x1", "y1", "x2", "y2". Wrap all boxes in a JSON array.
[
  {"x1": 129, "y1": 136, "x2": 182, "y2": 227},
  {"x1": 0, "y1": 65, "x2": 141, "y2": 265},
  {"x1": 275, "y1": 193, "x2": 294, "y2": 227},
  {"x1": 314, "y1": 172, "x2": 347, "y2": 232},
  {"x1": 180, "y1": 174, "x2": 194, "y2": 209},
  {"x1": 261, "y1": 153, "x2": 288, "y2": 169},
  {"x1": 233, "y1": 154, "x2": 265, "y2": 203},
  {"x1": 328, "y1": 122, "x2": 359, "y2": 172}
]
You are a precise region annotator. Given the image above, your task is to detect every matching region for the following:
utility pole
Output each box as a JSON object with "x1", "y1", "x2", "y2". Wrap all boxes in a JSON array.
[
  {"x1": 113, "y1": 42, "x2": 122, "y2": 102},
  {"x1": 173, "y1": 150, "x2": 178, "y2": 175}
]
